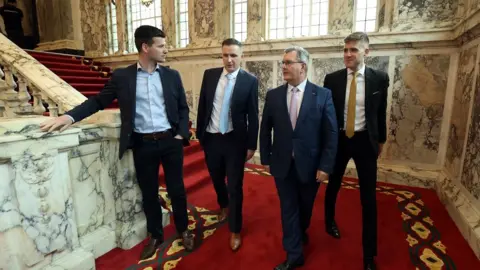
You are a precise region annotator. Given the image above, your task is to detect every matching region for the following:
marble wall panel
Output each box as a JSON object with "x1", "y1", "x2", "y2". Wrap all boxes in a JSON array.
[
  {"x1": 194, "y1": 0, "x2": 215, "y2": 39},
  {"x1": 386, "y1": 54, "x2": 450, "y2": 164},
  {"x1": 329, "y1": 0, "x2": 354, "y2": 35},
  {"x1": 445, "y1": 47, "x2": 478, "y2": 177},
  {"x1": 80, "y1": 0, "x2": 108, "y2": 57},
  {"x1": 461, "y1": 54, "x2": 480, "y2": 200},
  {"x1": 393, "y1": 0, "x2": 459, "y2": 31},
  {"x1": 245, "y1": 61, "x2": 274, "y2": 113}
]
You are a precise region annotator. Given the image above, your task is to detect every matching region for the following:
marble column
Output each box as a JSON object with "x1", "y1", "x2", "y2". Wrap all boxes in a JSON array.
[
  {"x1": 80, "y1": 0, "x2": 109, "y2": 57},
  {"x1": 114, "y1": 0, "x2": 128, "y2": 54},
  {"x1": 162, "y1": 0, "x2": 177, "y2": 49},
  {"x1": 246, "y1": 0, "x2": 267, "y2": 42},
  {"x1": 328, "y1": 0, "x2": 354, "y2": 36},
  {"x1": 377, "y1": 0, "x2": 394, "y2": 32},
  {"x1": 187, "y1": 0, "x2": 230, "y2": 48},
  {"x1": 35, "y1": 0, "x2": 84, "y2": 53}
]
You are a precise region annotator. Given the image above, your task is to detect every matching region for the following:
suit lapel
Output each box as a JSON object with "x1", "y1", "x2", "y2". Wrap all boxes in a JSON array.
[
  {"x1": 339, "y1": 69, "x2": 348, "y2": 113},
  {"x1": 157, "y1": 66, "x2": 173, "y2": 112},
  {"x1": 295, "y1": 81, "x2": 314, "y2": 129},
  {"x1": 281, "y1": 84, "x2": 292, "y2": 132},
  {"x1": 207, "y1": 68, "x2": 223, "y2": 106},
  {"x1": 364, "y1": 67, "x2": 374, "y2": 112},
  {"x1": 230, "y1": 69, "x2": 245, "y2": 111},
  {"x1": 128, "y1": 64, "x2": 138, "y2": 112}
]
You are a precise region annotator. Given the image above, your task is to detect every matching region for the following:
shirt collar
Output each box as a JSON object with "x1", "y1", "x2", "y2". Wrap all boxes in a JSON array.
[
  {"x1": 347, "y1": 63, "x2": 366, "y2": 76},
  {"x1": 222, "y1": 67, "x2": 241, "y2": 79},
  {"x1": 288, "y1": 78, "x2": 308, "y2": 93},
  {"x1": 137, "y1": 62, "x2": 161, "y2": 72}
]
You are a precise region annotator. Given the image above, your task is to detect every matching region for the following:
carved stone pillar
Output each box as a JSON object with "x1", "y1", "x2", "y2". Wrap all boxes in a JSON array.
[
  {"x1": 115, "y1": 0, "x2": 128, "y2": 54},
  {"x1": 35, "y1": 0, "x2": 84, "y2": 54},
  {"x1": 246, "y1": 0, "x2": 267, "y2": 43},
  {"x1": 162, "y1": 0, "x2": 177, "y2": 49},
  {"x1": 328, "y1": 0, "x2": 354, "y2": 36},
  {"x1": 187, "y1": 0, "x2": 221, "y2": 47},
  {"x1": 80, "y1": 0, "x2": 109, "y2": 57},
  {"x1": 378, "y1": 0, "x2": 394, "y2": 32}
]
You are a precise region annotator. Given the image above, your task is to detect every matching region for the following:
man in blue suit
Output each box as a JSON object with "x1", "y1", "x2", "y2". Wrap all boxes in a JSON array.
[{"x1": 260, "y1": 46, "x2": 338, "y2": 270}]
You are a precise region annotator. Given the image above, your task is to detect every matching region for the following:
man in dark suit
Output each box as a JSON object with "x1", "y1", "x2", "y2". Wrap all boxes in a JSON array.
[
  {"x1": 196, "y1": 38, "x2": 259, "y2": 251},
  {"x1": 40, "y1": 25, "x2": 195, "y2": 260},
  {"x1": 260, "y1": 46, "x2": 338, "y2": 270},
  {"x1": 323, "y1": 32, "x2": 390, "y2": 270}
]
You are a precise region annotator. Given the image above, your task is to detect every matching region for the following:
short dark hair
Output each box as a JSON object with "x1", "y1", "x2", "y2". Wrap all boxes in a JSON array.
[
  {"x1": 344, "y1": 32, "x2": 370, "y2": 45},
  {"x1": 222, "y1": 38, "x2": 242, "y2": 48},
  {"x1": 134, "y1": 25, "x2": 166, "y2": 52}
]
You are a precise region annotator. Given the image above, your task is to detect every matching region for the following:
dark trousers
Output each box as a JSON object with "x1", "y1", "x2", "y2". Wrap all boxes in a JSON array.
[
  {"x1": 203, "y1": 132, "x2": 247, "y2": 233},
  {"x1": 275, "y1": 160, "x2": 320, "y2": 264},
  {"x1": 324, "y1": 130, "x2": 378, "y2": 257},
  {"x1": 132, "y1": 133, "x2": 189, "y2": 240},
  {"x1": 7, "y1": 31, "x2": 24, "y2": 48}
]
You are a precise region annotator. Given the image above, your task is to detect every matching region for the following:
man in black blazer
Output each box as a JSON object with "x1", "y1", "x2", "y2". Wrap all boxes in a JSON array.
[
  {"x1": 40, "y1": 25, "x2": 195, "y2": 260},
  {"x1": 196, "y1": 38, "x2": 259, "y2": 251},
  {"x1": 260, "y1": 46, "x2": 338, "y2": 270},
  {"x1": 323, "y1": 32, "x2": 389, "y2": 270}
]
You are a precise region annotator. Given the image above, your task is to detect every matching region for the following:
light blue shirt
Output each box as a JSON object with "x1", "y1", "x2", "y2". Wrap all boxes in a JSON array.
[{"x1": 134, "y1": 63, "x2": 171, "y2": 133}]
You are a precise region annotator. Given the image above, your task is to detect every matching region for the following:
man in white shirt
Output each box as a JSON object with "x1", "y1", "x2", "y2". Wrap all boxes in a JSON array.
[
  {"x1": 195, "y1": 38, "x2": 259, "y2": 251},
  {"x1": 323, "y1": 32, "x2": 390, "y2": 270}
]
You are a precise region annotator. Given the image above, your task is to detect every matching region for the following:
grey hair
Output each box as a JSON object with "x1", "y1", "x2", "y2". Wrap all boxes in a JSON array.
[
  {"x1": 284, "y1": 46, "x2": 309, "y2": 69},
  {"x1": 344, "y1": 32, "x2": 370, "y2": 46}
]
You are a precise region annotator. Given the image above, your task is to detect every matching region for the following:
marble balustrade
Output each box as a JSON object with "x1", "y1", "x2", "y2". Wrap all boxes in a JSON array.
[{"x1": 0, "y1": 114, "x2": 170, "y2": 270}]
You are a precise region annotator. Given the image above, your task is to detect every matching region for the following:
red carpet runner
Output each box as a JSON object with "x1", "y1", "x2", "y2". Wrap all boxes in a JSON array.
[
  {"x1": 96, "y1": 142, "x2": 480, "y2": 270},
  {"x1": 26, "y1": 50, "x2": 119, "y2": 109}
]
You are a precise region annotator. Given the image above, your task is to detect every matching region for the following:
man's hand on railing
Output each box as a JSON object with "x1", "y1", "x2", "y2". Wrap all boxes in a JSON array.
[{"x1": 39, "y1": 115, "x2": 74, "y2": 133}]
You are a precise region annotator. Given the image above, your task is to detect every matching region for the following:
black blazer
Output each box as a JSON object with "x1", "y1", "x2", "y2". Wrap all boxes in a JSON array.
[
  {"x1": 323, "y1": 66, "x2": 389, "y2": 154},
  {"x1": 66, "y1": 63, "x2": 190, "y2": 159},
  {"x1": 260, "y1": 81, "x2": 338, "y2": 182},
  {"x1": 196, "y1": 67, "x2": 259, "y2": 150}
]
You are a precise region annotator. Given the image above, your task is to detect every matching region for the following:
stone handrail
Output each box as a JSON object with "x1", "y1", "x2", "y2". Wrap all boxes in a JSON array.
[{"x1": 0, "y1": 34, "x2": 86, "y2": 118}]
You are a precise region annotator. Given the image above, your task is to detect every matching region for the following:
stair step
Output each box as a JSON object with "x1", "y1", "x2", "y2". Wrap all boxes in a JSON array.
[
  {"x1": 183, "y1": 142, "x2": 202, "y2": 156},
  {"x1": 41, "y1": 61, "x2": 93, "y2": 70},
  {"x1": 50, "y1": 68, "x2": 111, "y2": 77},
  {"x1": 159, "y1": 150, "x2": 206, "y2": 180},
  {"x1": 70, "y1": 83, "x2": 106, "y2": 91},
  {"x1": 60, "y1": 76, "x2": 110, "y2": 84},
  {"x1": 31, "y1": 55, "x2": 84, "y2": 64}
]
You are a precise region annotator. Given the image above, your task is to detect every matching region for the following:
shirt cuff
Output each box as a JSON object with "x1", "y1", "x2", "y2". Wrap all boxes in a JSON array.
[{"x1": 66, "y1": 114, "x2": 75, "y2": 123}]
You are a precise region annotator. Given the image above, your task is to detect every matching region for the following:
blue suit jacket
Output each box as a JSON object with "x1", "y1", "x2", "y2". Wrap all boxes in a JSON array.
[{"x1": 259, "y1": 80, "x2": 338, "y2": 183}]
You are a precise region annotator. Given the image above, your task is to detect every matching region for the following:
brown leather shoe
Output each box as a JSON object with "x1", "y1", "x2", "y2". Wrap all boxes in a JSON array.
[
  {"x1": 218, "y1": 208, "x2": 228, "y2": 222},
  {"x1": 230, "y1": 233, "x2": 241, "y2": 251},
  {"x1": 140, "y1": 238, "x2": 163, "y2": 260},
  {"x1": 181, "y1": 230, "x2": 195, "y2": 251}
]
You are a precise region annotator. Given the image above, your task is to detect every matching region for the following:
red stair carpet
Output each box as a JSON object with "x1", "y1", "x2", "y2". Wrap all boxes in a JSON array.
[
  {"x1": 95, "y1": 144, "x2": 480, "y2": 270},
  {"x1": 26, "y1": 50, "x2": 118, "y2": 109}
]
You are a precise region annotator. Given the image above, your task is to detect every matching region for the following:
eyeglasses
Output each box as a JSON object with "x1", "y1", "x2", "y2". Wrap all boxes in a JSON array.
[{"x1": 281, "y1": 60, "x2": 305, "y2": 66}]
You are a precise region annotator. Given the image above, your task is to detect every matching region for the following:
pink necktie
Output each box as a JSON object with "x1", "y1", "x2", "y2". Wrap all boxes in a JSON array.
[{"x1": 289, "y1": 87, "x2": 299, "y2": 129}]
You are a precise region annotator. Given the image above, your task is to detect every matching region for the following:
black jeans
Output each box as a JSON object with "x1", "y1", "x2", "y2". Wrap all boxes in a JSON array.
[{"x1": 132, "y1": 134, "x2": 189, "y2": 239}]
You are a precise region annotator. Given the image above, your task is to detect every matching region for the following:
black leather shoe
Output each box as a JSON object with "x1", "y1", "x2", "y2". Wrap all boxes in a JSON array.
[
  {"x1": 302, "y1": 232, "x2": 309, "y2": 245},
  {"x1": 273, "y1": 260, "x2": 304, "y2": 270},
  {"x1": 140, "y1": 238, "x2": 163, "y2": 260},
  {"x1": 326, "y1": 220, "x2": 341, "y2": 239},
  {"x1": 364, "y1": 257, "x2": 376, "y2": 270}
]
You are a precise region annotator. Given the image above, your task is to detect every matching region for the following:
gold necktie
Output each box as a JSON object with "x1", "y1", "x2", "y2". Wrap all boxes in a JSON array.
[{"x1": 345, "y1": 72, "x2": 357, "y2": 138}]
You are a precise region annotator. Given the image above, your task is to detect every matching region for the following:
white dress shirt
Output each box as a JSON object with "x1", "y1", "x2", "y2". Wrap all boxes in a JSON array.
[
  {"x1": 344, "y1": 64, "x2": 366, "y2": 131},
  {"x1": 206, "y1": 68, "x2": 240, "y2": 133},
  {"x1": 287, "y1": 79, "x2": 308, "y2": 116}
]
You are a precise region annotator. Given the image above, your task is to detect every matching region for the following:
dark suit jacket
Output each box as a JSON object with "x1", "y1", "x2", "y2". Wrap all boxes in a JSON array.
[
  {"x1": 323, "y1": 67, "x2": 389, "y2": 155},
  {"x1": 259, "y1": 81, "x2": 338, "y2": 183},
  {"x1": 66, "y1": 63, "x2": 190, "y2": 160},
  {"x1": 196, "y1": 67, "x2": 259, "y2": 150}
]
